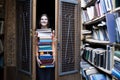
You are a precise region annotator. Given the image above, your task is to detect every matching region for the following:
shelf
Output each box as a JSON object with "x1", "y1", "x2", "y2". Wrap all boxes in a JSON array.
[
  {"x1": 83, "y1": 15, "x2": 105, "y2": 25},
  {"x1": 113, "y1": 43, "x2": 120, "y2": 46},
  {"x1": 85, "y1": 39, "x2": 110, "y2": 44},
  {"x1": 86, "y1": 60, "x2": 112, "y2": 75},
  {"x1": 82, "y1": 0, "x2": 96, "y2": 9},
  {"x1": 80, "y1": 1, "x2": 120, "y2": 80},
  {"x1": 112, "y1": 7, "x2": 120, "y2": 13},
  {"x1": 81, "y1": 30, "x2": 92, "y2": 35}
]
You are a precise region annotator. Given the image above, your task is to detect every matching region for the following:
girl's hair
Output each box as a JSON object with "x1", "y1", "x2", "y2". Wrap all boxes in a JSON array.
[{"x1": 39, "y1": 14, "x2": 50, "y2": 28}]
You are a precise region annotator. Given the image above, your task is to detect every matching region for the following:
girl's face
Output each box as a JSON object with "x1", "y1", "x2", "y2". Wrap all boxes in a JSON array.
[{"x1": 40, "y1": 15, "x2": 48, "y2": 27}]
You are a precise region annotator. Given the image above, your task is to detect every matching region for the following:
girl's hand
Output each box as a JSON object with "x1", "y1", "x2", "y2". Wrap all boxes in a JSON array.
[
  {"x1": 37, "y1": 58, "x2": 42, "y2": 66},
  {"x1": 52, "y1": 59, "x2": 55, "y2": 65}
]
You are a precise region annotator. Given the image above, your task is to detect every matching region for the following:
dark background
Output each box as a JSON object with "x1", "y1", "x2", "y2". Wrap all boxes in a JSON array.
[{"x1": 36, "y1": 0, "x2": 55, "y2": 30}]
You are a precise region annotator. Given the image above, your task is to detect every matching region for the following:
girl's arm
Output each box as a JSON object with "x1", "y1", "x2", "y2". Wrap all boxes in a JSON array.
[
  {"x1": 52, "y1": 30, "x2": 56, "y2": 64},
  {"x1": 35, "y1": 32, "x2": 42, "y2": 66}
]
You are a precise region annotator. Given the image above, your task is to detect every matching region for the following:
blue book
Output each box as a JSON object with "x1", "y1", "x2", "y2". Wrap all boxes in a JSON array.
[
  {"x1": 92, "y1": 74, "x2": 106, "y2": 80},
  {"x1": 106, "y1": 13, "x2": 116, "y2": 43},
  {"x1": 38, "y1": 50, "x2": 52, "y2": 52},
  {"x1": 39, "y1": 39, "x2": 52, "y2": 43},
  {"x1": 112, "y1": 68, "x2": 120, "y2": 79},
  {"x1": 39, "y1": 55, "x2": 53, "y2": 60},
  {"x1": 39, "y1": 45, "x2": 52, "y2": 51},
  {"x1": 100, "y1": 0, "x2": 107, "y2": 14}
]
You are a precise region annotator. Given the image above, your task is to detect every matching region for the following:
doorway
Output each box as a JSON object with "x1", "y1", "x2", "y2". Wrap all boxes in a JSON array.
[
  {"x1": 36, "y1": 0, "x2": 55, "y2": 80},
  {"x1": 36, "y1": 0, "x2": 55, "y2": 30}
]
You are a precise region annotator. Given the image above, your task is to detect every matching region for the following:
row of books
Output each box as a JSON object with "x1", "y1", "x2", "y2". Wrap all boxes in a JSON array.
[
  {"x1": 114, "y1": 13, "x2": 120, "y2": 43},
  {"x1": 37, "y1": 28, "x2": 53, "y2": 52},
  {"x1": 92, "y1": 23, "x2": 109, "y2": 41},
  {"x1": 39, "y1": 54, "x2": 54, "y2": 68},
  {"x1": 82, "y1": 45, "x2": 114, "y2": 71},
  {"x1": 84, "y1": 13, "x2": 120, "y2": 43},
  {"x1": 36, "y1": 29, "x2": 54, "y2": 68},
  {"x1": 81, "y1": 0, "x2": 113, "y2": 22},
  {"x1": 112, "y1": 51, "x2": 120, "y2": 79},
  {"x1": 80, "y1": 60, "x2": 111, "y2": 80}
]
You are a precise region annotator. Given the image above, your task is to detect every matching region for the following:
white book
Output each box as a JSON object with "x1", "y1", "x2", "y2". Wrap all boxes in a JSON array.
[
  {"x1": 104, "y1": 0, "x2": 112, "y2": 11},
  {"x1": 36, "y1": 28, "x2": 51, "y2": 32},
  {"x1": 114, "y1": 56, "x2": 120, "y2": 62},
  {"x1": 87, "y1": 6, "x2": 94, "y2": 20},
  {"x1": 36, "y1": 29, "x2": 52, "y2": 38},
  {"x1": 85, "y1": 68, "x2": 99, "y2": 76},
  {"x1": 99, "y1": 29, "x2": 105, "y2": 41},
  {"x1": 81, "y1": 0, "x2": 87, "y2": 8},
  {"x1": 116, "y1": 17, "x2": 120, "y2": 36},
  {"x1": 107, "y1": 0, "x2": 113, "y2": 10}
]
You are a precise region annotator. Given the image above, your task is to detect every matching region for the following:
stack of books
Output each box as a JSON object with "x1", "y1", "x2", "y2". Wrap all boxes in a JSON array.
[{"x1": 37, "y1": 29, "x2": 54, "y2": 68}]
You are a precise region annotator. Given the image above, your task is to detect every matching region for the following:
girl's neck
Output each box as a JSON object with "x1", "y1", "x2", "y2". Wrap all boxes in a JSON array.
[{"x1": 41, "y1": 26, "x2": 48, "y2": 29}]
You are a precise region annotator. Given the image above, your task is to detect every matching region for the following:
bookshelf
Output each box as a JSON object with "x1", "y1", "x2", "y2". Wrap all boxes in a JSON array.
[{"x1": 80, "y1": 0, "x2": 120, "y2": 80}]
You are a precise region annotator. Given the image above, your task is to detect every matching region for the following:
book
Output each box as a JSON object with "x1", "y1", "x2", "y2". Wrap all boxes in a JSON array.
[
  {"x1": 38, "y1": 42, "x2": 52, "y2": 46},
  {"x1": 40, "y1": 59, "x2": 53, "y2": 64},
  {"x1": 39, "y1": 54, "x2": 54, "y2": 68},
  {"x1": 106, "y1": 45, "x2": 114, "y2": 71},
  {"x1": 114, "y1": 51, "x2": 120, "y2": 58},
  {"x1": 99, "y1": 0, "x2": 107, "y2": 14},
  {"x1": 39, "y1": 39, "x2": 52, "y2": 43},
  {"x1": 81, "y1": 0, "x2": 87, "y2": 8},
  {"x1": 114, "y1": 56, "x2": 120, "y2": 62},
  {"x1": 114, "y1": 60, "x2": 120, "y2": 72},
  {"x1": 39, "y1": 54, "x2": 53, "y2": 60},
  {"x1": 36, "y1": 28, "x2": 52, "y2": 39},
  {"x1": 115, "y1": 17, "x2": 120, "y2": 42},
  {"x1": 85, "y1": 68, "x2": 99, "y2": 76},
  {"x1": 106, "y1": 13, "x2": 116, "y2": 43},
  {"x1": 39, "y1": 45, "x2": 52, "y2": 51},
  {"x1": 104, "y1": 0, "x2": 113, "y2": 11},
  {"x1": 112, "y1": 68, "x2": 120, "y2": 79},
  {"x1": 36, "y1": 28, "x2": 51, "y2": 32},
  {"x1": 40, "y1": 64, "x2": 54, "y2": 68},
  {"x1": 90, "y1": 74, "x2": 106, "y2": 80}
]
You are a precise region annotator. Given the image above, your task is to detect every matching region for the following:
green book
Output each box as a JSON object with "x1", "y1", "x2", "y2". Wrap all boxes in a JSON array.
[{"x1": 114, "y1": 51, "x2": 120, "y2": 58}]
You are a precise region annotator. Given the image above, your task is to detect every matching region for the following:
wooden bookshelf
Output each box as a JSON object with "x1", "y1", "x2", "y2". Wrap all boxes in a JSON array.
[
  {"x1": 83, "y1": 15, "x2": 105, "y2": 26},
  {"x1": 112, "y1": 7, "x2": 120, "y2": 12},
  {"x1": 80, "y1": 0, "x2": 120, "y2": 80},
  {"x1": 85, "y1": 39, "x2": 110, "y2": 44},
  {"x1": 82, "y1": 0, "x2": 96, "y2": 9},
  {"x1": 86, "y1": 60, "x2": 112, "y2": 75}
]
